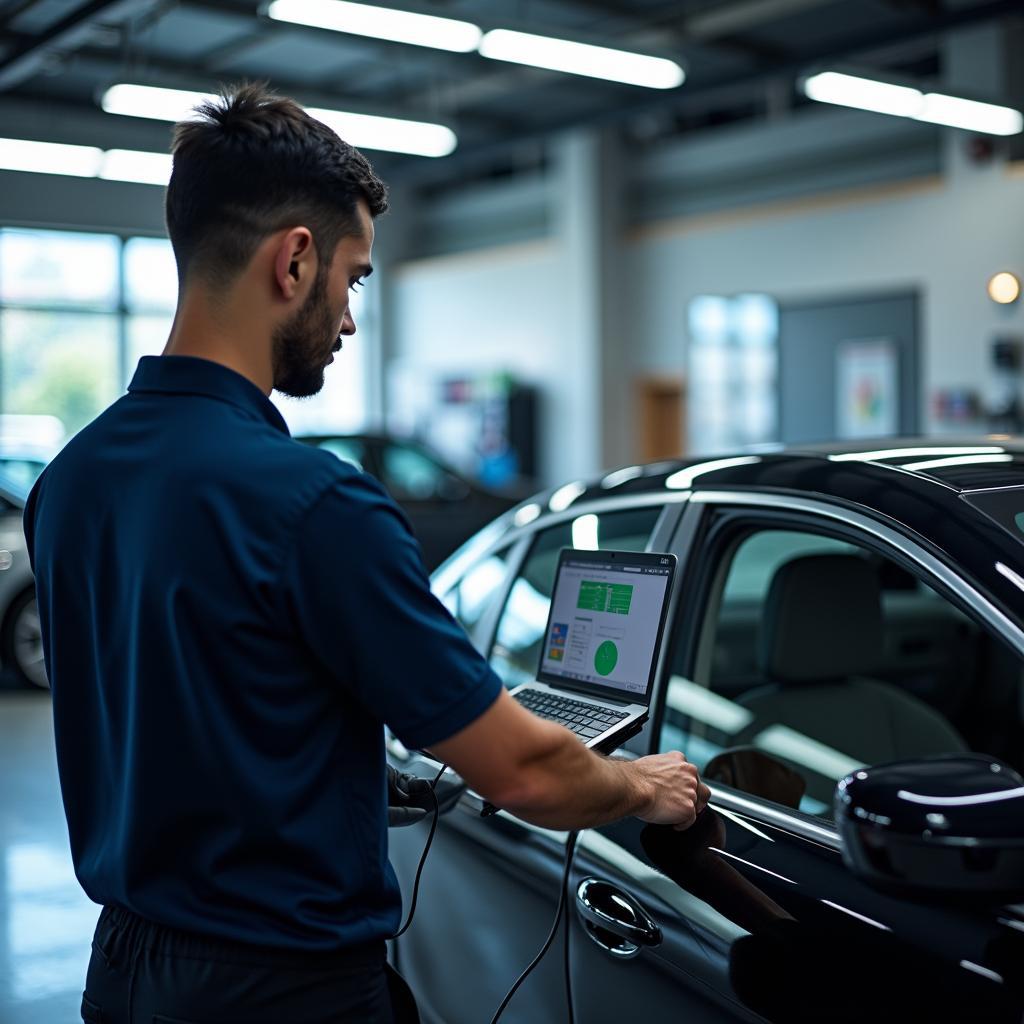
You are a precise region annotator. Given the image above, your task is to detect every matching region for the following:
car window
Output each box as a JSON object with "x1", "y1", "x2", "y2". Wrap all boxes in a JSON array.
[
  {"x1": 0, "y1": 457, "x2": 46, "y2": 493},
  {"x1": 381, "y1": 443, "x2": 453, "y2": 501},
  {"x1": 489, "y1": 506, "x2": 663, "y2": 688},
  {"x1": 659, "y1": 524, "x2": 1024, "y2": 820},
  {"x1": 313, "y1": 438, "x2": 366, "y2": 472},
  {"x1": 439, "y1": 546, "x2": 513, "y2": 650}
]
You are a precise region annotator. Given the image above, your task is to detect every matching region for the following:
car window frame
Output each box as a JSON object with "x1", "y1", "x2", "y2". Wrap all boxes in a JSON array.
[
  {"x1": 481, "y1": 499, "x2": 682, "y2": 687},
  {"x1": 653, "y1": 488, "x2": 1024, "y2": 849}
]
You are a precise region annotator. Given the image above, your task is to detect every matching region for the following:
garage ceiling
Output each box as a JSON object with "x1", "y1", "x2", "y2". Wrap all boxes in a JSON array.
[{"x1": 0, "y1": 0, "x2": 1018, "y2": 182}]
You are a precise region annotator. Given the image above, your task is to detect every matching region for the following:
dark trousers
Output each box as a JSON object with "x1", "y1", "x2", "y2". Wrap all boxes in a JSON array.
[{"x1": 82, "y1": 905, "x2": 419, "y2": 1024}]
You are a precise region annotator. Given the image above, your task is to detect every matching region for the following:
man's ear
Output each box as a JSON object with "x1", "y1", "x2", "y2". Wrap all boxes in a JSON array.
[{"x1": 273, "y1": 227, "x2": 315, "y2": 301}]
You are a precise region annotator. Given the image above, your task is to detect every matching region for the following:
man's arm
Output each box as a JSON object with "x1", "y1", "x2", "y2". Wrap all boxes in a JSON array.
[{"x1": 432, "y1": 688, "x2": 709, "y2": 831}]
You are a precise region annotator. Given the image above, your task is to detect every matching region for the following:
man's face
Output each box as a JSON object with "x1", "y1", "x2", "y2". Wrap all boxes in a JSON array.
[{"x1": 272, "y1": 200, "x2": 375, "y2": 399}]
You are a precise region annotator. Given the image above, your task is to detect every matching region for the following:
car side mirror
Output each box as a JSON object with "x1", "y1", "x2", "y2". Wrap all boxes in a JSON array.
[{"x1": 835, "y1": 754, "x2": 1024, "y2": 901}]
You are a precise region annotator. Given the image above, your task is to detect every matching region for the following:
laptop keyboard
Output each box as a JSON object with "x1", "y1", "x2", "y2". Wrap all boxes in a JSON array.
[{"x1": 515, "y1": 688, "x2": 629, "y2": 740}]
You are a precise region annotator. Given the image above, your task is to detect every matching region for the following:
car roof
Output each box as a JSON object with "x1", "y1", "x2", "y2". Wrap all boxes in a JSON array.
[{"x1": 565, "y1": 438, "x2": 1024, "y2": 503}]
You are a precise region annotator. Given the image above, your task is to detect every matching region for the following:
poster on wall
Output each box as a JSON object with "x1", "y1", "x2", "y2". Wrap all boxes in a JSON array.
[{"x1": 835, "y1": 338, "x2": 899, "y2": 439}]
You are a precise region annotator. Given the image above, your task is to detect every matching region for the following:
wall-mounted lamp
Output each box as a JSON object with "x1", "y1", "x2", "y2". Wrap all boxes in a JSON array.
[{"x1": 989, "y1": 272, "x2": 1021, "y2": 305}]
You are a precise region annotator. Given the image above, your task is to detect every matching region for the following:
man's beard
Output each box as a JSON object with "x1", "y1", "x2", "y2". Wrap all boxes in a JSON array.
[{"x1": 271, "y1": 265, "x2": 340, "y2": 399}]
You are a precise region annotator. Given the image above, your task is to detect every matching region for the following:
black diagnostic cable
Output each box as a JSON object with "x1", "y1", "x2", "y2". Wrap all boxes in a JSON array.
[
  {"x1": 489, "y1": 829, "x2": 580, "y2": 1024},
  {"x1": 391, "y1": 762, "x2": 447, "y2": 940}
]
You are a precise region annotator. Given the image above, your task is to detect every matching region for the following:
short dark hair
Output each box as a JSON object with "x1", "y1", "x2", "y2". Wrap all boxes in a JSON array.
[{"x1": 165, "y1": 82, "x2": 388, "y2": 287}]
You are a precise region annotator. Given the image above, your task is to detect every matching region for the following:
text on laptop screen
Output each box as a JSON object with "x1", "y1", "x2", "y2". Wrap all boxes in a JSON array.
[{"x1": 540, "y1": 558, "x2": 671, "y2": 696}]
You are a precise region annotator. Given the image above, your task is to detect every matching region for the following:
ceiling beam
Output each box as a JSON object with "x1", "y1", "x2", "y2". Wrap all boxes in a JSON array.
[
  {"x1": 0, "y1": 0, "x2": 159, "y2": 89},
  {"x1": 391, "y1": 0, "x2": 1022, "y2": 184}
]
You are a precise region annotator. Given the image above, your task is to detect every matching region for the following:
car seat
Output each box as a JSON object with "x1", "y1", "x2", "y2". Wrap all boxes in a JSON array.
[{"x1": 733, "y1": 554, "x2": 967, "y2": 804}]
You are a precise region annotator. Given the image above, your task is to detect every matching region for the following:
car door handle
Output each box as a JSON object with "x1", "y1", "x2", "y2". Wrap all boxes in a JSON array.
[{"x1": 575, "y1": 878, "x2": 662, "y2": 958}]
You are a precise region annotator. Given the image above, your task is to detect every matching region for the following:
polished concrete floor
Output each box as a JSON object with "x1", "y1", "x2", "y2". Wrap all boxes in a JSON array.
[{"x1": 0, "y1": 688, "x2": 97, "y2": 1024}]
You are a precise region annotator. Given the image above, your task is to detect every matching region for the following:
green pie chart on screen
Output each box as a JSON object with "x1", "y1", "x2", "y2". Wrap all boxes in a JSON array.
[{"x1": 594, "y1": 640, "x2": 618, "y2": 676}]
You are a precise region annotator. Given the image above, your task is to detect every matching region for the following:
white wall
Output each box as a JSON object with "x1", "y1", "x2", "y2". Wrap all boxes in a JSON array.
[
  {"x1": 390, "y1": 240, "x2": 579, "y2": 484},
  {"x1": 391, "y1": 155, "x2": 1024, "y2": 485},
  {"x1": 631, "y1": 158, "x2": 1024, "y2": 431}
]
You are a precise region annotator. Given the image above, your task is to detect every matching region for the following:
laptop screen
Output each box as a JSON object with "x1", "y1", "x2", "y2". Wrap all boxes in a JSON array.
[{"x1": 537, "y1": 549, "x2": 675, "y2": 702}]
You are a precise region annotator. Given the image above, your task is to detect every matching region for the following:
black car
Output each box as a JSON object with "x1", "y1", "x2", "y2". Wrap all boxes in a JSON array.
[
  {"x1": 296, "y1": 433, "x2": 519, "y2": 570},
  {"x1": 388, "y1": 440, "x2": 1024, "y2": 1024}
]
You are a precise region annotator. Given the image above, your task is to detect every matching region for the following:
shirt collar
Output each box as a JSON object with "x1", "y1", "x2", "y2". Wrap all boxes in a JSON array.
[{"x1": 128, "y1": 355, "x2": 290, "y2": 436}]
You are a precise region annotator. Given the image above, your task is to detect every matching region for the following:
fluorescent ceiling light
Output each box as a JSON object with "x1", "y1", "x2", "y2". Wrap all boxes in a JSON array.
[
  {"x1": 0, "y1": 137, "x2": 173, "y2": 186},
  {"x1": 917, "y1": 92, "x2": 1023, "y2": 136},
  {"x1": 102, "y1": 83, "x2": 210, "y2": 122},
  {"x1": 803, "y1": 71, "x2": 921, "y2": 117},
  {"x1": 479, "y1": 29, "x2": 684, "y2": 89},
  {"x1": 307, "y1": 106, "x2": 456, "y2": 157},
  {"x1": 267, "y1": 0, "x2": 480, "y2": 52},
  {"x1": 101, "y1": 84, "x2": 457, "y2": 157},
  {"x1": 100, "y1": 149, "x2": 173, "y2": 185},
  {"x1": 0, "y1": 137, "x2": 102, "y2": 177},
  {"x1": 802, "y1": 71, "x2": 1023, "y2": 137}
]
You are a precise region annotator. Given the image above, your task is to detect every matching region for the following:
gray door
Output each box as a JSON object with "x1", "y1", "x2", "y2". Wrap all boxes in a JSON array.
[{"x1": 778, "y1": 292, "x2": 920, "y2": 444}]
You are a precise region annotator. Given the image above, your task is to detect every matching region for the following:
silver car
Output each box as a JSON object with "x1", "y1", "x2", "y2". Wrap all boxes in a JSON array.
[{"x1": 0, "y1": 477, "x2": 44, "y2": 688}]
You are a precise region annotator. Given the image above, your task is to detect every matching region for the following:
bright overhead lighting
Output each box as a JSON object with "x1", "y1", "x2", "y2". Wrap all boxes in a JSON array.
[
  {"x1": 307, "y1": 106, "x2": 456, "y2": 157},
  {"x1": 802, "y1": 71, "x2": 1023, "y2": 137},
  {"x1": 267, "y1": 0, "x2": 481, "y2": 52},
  {"x1": 802, "y1": 71, "x2": 921, "y2": 118},
  {"x1": 101, "y1": 84, "x2": 457, "y2": 157},
  {"x1": 102, "y1": 83, "x2": 210, "y2": 122},
  {"x1": 917, "y1": 92, "x2": 1023, "y2": 136},
  {"x1": 478, "y1": 29, "x2": 684, "y2": 89},
  {"x1": 0, "y1": 137, "x2": 173, "y2": 186},
  {"x1": 100, "y1": 149, "x2": 173, "y2": 185},
  {"x1": 989, "y1": 272, "x2": 1021, "y2": 304},
  {"x1": 0, "y1": 137, "x2": 102, "y2": 177}
]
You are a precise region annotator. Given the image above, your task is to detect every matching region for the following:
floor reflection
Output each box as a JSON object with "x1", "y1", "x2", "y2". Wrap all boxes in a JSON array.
[{"x1": 0, "y1": 691, "x2": 96, "y2": 1023}]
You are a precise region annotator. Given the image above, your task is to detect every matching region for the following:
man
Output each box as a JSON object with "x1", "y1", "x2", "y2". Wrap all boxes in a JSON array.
[{"x1": 25, "y1": 83, "x2": 709, "y2": 1024}]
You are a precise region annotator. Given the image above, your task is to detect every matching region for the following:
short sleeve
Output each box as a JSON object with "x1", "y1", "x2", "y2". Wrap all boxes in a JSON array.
[{"x1": 281, "y1": 472, "x2": 502, "y2": 749}]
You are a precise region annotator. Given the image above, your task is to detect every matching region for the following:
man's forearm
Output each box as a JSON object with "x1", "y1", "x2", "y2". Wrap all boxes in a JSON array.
[{"x1": 498, "y1": 730, "x2": 651, "y2": 830}]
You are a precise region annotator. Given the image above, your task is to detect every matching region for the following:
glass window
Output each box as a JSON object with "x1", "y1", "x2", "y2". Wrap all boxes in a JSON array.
[
  {"x1": 124, "y1": 237, "x2": 177, "y2": 312},
  {"x1": 381, "y1": 443, "x2": 450, "y2": 501},
  {"x1": 0, "y1": 310, "x2": 119, "y2": 437},
  {"x1": 0, "y1": 229, "x2": 119, "y2": 309},
  {"x1": 312, "y1": 437, "x2": 366, "y2": 472},
  {"x1": 440, "y1": 546, "x2": 513, "y2": 649},
  {"x1": 660, "y1": 524, "x2": 1024, "y2": 820},
  {"x1": 0, "y1": 457, "x2": 46, "y2": 493},
  {"x1": 127, "y1": 315, "x2": 172, "y2": 378},
  {"x1": 489, "y1": 506, "x2": 662, "y2": 688}
]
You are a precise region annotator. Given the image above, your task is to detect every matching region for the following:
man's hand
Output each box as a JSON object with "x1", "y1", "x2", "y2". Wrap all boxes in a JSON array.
[
  {"x1": 386, "y1": 765, "x2": 435, "y2": 827},
  {"x1": 630, "y1": 751, "x2": 711, "y2": 831}
]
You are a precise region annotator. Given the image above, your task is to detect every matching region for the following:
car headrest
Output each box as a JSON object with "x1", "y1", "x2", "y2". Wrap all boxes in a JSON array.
[{"x1": 760, "y1": 553, "x2": 883, "y2": 683}]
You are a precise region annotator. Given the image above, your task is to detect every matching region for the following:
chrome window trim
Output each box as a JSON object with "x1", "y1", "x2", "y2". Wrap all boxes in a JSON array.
[
  {"x1": 682, "y1": 487, "x2": 1024, "y2": 851},
  {"x1": 691, "y1": 489, "x2": 1024, "y2": 658},
  {"x1": 707, "y1": 786, "x2": 841, "y2": 851},
  {"x1": 431, "y1": 491, "x2": 690, "y2": 598}
]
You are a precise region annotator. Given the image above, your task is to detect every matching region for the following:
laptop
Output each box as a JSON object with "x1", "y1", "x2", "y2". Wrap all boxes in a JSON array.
[{"x1": 510, "y1": 547, "x2": 677, "y2": 756}]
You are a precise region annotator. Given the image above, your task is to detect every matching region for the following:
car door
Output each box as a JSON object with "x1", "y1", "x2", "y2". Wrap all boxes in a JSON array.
[
  {"x1": 567, "y1": 491, "x2": 1024, "y2": 1023},
  {"x1": 389, "y1": 500, "x2": 671, "y2": 1024}
]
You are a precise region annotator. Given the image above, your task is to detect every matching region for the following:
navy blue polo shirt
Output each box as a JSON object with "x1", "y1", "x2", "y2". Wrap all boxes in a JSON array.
[{"x1": 25, "y1": 355, "x2": 502, "y2": 952}]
